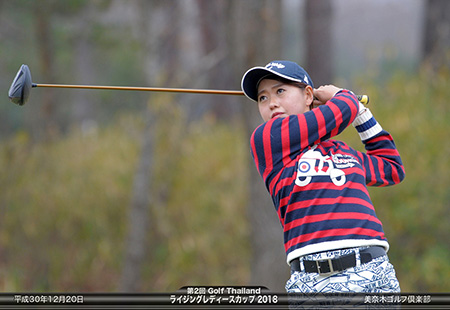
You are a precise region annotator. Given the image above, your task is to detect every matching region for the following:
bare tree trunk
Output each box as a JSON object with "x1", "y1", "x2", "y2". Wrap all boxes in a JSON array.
[
  {"x1": 34, "y1": 1, "x2": 57, "y2": 140},
  {"x1": 73, "y1": 36, "x2": 95, "y2": 125},
  {"x1": 232, "y1": 0, "x2": 289, "y2": 292},
  {"x1": 305, "y1": 0, "x2": 333, "y2": 86},
  {"x1": 119, "y1": 1, "x2": 157, "y2": 292},
  {"x1": 119, "y1": 0, "x2": 176, "y2": 292},
  {"x1": 197, "y1": 0, "x2": 237, "y2": 120},
  {"x1": 119, "y1": 105, "x2": 154, "y2": 292},
  {"x1": 72, "y1": 3, "x2": 97, "y2": 130},
  {"x1": 422, "y1": 0, "x2": 450, "y2": 72}
]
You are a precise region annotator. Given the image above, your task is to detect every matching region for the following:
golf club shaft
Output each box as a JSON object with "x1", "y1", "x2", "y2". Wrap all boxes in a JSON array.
[
  {"x1": 33, "y1": 83, "x2": 244, "y2": 96},
  {"x1": 32, "y1": 83, "x2": 369, "y2": 104}
]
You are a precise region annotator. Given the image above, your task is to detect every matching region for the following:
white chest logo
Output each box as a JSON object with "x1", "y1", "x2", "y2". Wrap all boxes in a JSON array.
[{"x1": 295, "y1": 146, "x2": 351, "y2": 187}]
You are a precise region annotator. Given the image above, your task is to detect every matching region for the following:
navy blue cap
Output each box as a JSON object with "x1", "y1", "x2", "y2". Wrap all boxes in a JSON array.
[{"x1": 241, "y1": 60, "x2": 314, "y2": 102}]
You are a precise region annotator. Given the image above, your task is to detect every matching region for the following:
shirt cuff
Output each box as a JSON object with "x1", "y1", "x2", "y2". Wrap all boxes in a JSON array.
[{"x1": 352, "y1": 108, "x2": 383, "y2": 141}]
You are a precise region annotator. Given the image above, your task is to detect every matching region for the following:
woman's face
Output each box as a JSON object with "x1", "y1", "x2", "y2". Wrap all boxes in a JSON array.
[{"x1": 257, "y1": 79, "x2": 313, "y2": 122}]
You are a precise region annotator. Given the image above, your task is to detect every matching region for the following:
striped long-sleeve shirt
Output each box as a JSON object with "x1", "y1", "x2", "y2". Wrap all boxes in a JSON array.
[{"x1": 250, "y1": 90, "x2": 405, "y2": 264}]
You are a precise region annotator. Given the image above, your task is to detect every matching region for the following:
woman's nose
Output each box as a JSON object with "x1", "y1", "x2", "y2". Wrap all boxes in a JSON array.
[{"x1": 269, "y1": 99, "x2": 279, "y2": 109}]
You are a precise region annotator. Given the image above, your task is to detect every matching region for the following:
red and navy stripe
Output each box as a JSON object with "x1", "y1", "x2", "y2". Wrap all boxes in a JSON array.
[{"x1": 250, "y1": 90, "x2": 405, "y2": 258}]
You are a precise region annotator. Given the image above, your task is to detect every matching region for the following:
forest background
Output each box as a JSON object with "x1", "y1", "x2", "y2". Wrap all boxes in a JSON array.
[{"x1": 0, "y1": 0, "x2": 448, "y2": 293}]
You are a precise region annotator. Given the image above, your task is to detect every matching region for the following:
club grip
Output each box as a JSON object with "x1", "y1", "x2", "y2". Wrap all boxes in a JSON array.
[{"x1": 357, "y1": 95, "x2": 369, "y2": 105}]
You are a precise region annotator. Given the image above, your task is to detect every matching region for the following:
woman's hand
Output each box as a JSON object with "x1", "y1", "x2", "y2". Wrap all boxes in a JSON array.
[{"x1": 312, "y1": 85, "x2": 342, "y2": 106}]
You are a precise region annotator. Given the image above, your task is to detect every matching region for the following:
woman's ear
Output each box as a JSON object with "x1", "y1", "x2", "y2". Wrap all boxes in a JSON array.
[{"x1": 305, "y1": 85, "x2": 314, "y2": 108}]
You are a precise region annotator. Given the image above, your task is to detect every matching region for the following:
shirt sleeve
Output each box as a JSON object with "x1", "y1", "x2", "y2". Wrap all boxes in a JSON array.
[{"x1": 352, "y1": 107, "x2": 405, "y2": 186}]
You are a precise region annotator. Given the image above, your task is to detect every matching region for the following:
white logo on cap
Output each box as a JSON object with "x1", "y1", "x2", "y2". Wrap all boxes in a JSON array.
[
  {"x1": 303, "y1": 75, "x2": 309, "y2": 84},
  {"x1": 266, "y1": 62, "x2": 285, "y2": 70}
]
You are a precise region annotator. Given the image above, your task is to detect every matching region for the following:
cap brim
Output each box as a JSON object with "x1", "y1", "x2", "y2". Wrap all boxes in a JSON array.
[{"x1": 241, "y1": 67, "x2": 272, "y2": 102}]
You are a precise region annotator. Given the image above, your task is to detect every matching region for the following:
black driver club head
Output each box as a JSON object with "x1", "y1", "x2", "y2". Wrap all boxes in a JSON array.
[{"x1": 8, "y1": 64, "x2": 33, "y2": 106}]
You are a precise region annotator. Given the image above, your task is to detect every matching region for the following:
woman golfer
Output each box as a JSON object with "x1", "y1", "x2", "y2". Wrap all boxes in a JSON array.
[{"x1": 241, "y1": 60, "x2": 405, "y2": 293}]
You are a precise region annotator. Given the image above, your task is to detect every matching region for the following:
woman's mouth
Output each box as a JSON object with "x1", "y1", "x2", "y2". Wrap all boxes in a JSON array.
[{"x1": 271, "y1": 112, "x2": 285, "y2": 119}]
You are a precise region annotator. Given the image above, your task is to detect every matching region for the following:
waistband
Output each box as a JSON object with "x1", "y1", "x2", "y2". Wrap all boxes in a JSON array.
[{"x1": 290, "y1": 246, "x2": 386, "y2": 275}]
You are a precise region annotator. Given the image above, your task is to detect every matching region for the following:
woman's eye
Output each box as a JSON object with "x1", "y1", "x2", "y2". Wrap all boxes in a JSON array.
[
  {"x1": 258, "y1": 95, "x2": 267, "y2": 102},
  {"x1": 277, "y1": 88, "x2": 285, "y2": 94}
]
